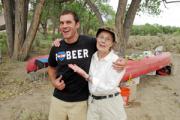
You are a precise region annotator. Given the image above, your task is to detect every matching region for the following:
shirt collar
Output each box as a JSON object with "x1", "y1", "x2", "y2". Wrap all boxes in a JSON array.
[{"x1": 93, "y1": 50, "x2": 114, "y2": 62}]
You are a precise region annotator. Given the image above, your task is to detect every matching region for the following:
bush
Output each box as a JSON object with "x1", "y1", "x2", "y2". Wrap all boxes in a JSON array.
[
  {"x1": 131, "y1": 24, "x2": 180, "y2": 36},
  {"x1": 128, "y1": 35, "x2": 180, "y2": 53},
  {"x1": 31, "y1": 32, "x2": 58, "y2": 54},
  {"x1": 0, "y1": 32, "x2": 8, "y2": 54}
]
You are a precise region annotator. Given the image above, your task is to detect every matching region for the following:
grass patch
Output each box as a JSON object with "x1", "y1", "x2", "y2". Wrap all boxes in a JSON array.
[{"x1": 128, "y1": 35, "x2": 180, "y2": 54}]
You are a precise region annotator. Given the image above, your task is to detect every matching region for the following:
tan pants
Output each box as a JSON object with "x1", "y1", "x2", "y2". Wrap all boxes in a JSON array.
[
  {"x1": 87, "y1": 95, "x2": 127, "y2": 120},
  {"x1": 49, "y1": 96, "x2": 87, "y2": 120}
]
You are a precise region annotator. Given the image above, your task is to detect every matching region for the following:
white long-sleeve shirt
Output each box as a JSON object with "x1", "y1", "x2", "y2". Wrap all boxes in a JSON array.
[{"x1": 89, "y1": 50, "x2": 125, "y2": 96}]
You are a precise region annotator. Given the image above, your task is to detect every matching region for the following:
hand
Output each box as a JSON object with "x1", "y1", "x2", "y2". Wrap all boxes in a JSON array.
[
  {"x1": 52, "y1": 38, "x2": 61, "y2": 47},
  {"x1": 113, "y1": 57, "x2": 127, "y2": 71},
  {"x1": 68, "y1": 64, "x2": 89, "y2": 79},
  {"x1": 52, "y1": 76, "x2": 65, "y2": 90}
]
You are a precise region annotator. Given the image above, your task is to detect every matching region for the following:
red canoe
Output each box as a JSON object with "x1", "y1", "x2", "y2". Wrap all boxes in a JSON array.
[
  {"x1": 122, "y1": 52, "x2": 171, "y2": 81},
  {"x1": 26, "y1": 55, "x2": 49, "y2": 73},
  {"x1": 26, "y1": 52, "x2": 172, "y2": 80}
]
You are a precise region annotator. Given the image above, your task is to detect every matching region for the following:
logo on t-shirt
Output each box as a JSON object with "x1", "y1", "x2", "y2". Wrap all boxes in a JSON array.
[
  {"x1": 56, "y1": 49, "x2": 89, "y2": 61},
  {"x1": 56, "y1": 51, "x2": 66, "y2": 61}
]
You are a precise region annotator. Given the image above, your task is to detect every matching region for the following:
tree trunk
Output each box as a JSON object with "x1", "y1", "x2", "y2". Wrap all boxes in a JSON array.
[
  {"x1": 85, "y1": 0, "x2": 104, "y2": 26},
  {"x1": 23, "y1": 0, "x2": 29, "y2": 42},
  {"x1": 2, "y1": 0, "x2": 15, "y2": 57},
  {"x1": 19, "y1": 0, "x2": 45, "y2": 60},
  {"x1": 13, "y1": 0, "x2": 29, "y2": 59},
  {"x1": 123, "y1": 0, "x2": 141, "y2": 48},
  {"x1": 115, "y1": 0, "x2": 128, "y2": 57},
  {"x1": 115, "y1": 0, "x2": 141, "y2": 57}
]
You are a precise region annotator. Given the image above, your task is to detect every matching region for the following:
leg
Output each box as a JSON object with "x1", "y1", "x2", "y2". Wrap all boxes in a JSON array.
[
  {"x1": 87, "y1": 96, "x2": 100, "y2": 120},
  {"x1": 68, "y1": 100, "x2": 88, "y2": 120},
  {"x1": 48, "y1": 96, "x2": 68, "y2": 120},
  {"x1": 100, "y1": 95, "x2": 127, "y2": 120}
]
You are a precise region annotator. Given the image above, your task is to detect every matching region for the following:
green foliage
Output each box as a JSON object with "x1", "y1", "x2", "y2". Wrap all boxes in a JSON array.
[
  {"x1": 0, "y1": 33, "x2": 8, "y2": 54},
  {"x1": 95, "y1": 0, "x2": 115, "y2": 19},
  {"x1": 38, "y1": 0, "x2": 116, "y2": 36},
  {"x1": 60, "y1": 1, "x2": 101, "y2": 35},
  {"x1": 33, "y1": 32, "x2": 53, "y2": 48},
  {"x1": 29, "y1": 0, "x2": 168, "y2": 52},
  {"x1": 28, "y1": 0, "x2": 37, "y2": 20},
  {"x1": 131, "y1": 24, "x2": 180, "y2": 36},
  {"x1": 139, "y1": 0, "x2": 162, "y2": 15},
  {"x1": 41, "y1": 0, "x2": 62, "y2": 23},
  {"x1": 100, "y1": 4, "x2": 116, "y2": 27},
  {"x1": 173, "y1": 30, "x2": 180, "y2": 36}
]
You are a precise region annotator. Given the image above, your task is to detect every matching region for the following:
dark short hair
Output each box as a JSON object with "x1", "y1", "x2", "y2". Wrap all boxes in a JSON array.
[
  {"x1": 60, "y1": 10, "x2": 79, "y2": 23},
  {"x1": 96, "y1": 27, "x2": 116, "y2": 42}
]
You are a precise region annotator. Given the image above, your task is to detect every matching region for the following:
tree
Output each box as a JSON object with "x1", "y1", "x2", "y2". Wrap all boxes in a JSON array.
[
  {"x1": 115, "y1": 0, "x2": 142, "y2": 56},
  {"x1": 39, "y1": 0, "x2": 63, "y2": 37},
  {"x1": 2, "y1": 0, "x2": 45, "y2": 60},
  {"x1": 85, "y1": 0, "x2": 104, "y2": 26},
  {"x1": 3, "y1": 0, "x2": 177, "y2": 60},
  {"x1": 112, "y1": 0, "x2": 180, "y2": 56},
  {"x1": 82, "y1": 0, "x2": 142, "y2": 56},
  {"x1": 86, "y1": 0, "x2": 162, "y2": 56},
  {"x1": 85, "y1": 0, "x2": 180, "y2": 56}
]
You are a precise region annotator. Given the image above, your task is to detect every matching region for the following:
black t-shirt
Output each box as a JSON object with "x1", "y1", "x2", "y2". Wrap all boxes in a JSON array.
[{"x1": 48, "y1": 35, "x2": 96, "y2": 102}]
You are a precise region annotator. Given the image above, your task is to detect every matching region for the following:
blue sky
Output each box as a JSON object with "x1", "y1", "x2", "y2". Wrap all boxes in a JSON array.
[{"x1": 109, "y1": 0, "x2": 180, "y2": 27}]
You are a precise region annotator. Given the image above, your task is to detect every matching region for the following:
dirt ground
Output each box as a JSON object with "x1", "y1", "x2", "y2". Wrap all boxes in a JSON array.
[
  {"x1": 0, "y1": 53, "x2": 180, "y2": 120},
  {"x1": 126, "y1": 54, "x2": 180, "y2": 120}
]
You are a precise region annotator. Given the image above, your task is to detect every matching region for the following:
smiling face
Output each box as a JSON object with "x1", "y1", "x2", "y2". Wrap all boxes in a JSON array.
[
  {"x1": 96, "y1": 31, "x2": 114, "y2": 54},
  {"x1": 59, "y1": 14, "x2": 80, "y2": 42}
]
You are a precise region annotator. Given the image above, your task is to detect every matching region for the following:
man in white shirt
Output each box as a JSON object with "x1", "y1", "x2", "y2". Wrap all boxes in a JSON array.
[{"x1": 68, "y1": 27, "x2": 127, "y2": 120}]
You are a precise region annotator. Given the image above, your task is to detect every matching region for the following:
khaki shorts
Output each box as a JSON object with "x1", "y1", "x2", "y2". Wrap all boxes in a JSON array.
[{"x1": 49, "y1": 96, "x2": 87, "y2": 120}]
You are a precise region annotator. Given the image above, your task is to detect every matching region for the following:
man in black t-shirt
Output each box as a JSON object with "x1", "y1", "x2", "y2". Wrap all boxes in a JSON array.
[
  {"x1": 49, "y1": 36, "x2": 96, "y2": 102},
  {"x1": 48, "y1": 10, "x2": 96, "y2": 120}
]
